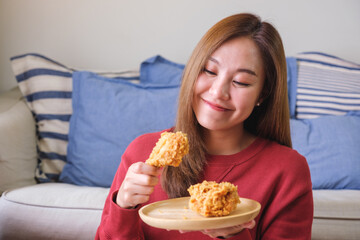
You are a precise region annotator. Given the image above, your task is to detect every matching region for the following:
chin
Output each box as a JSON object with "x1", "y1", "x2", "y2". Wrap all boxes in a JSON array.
[{"x1": 197, "y1": 119, "x2": 224, "y2": 131}]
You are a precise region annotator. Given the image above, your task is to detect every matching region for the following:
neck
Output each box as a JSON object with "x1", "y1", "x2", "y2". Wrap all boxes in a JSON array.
[{"x1": 202, "y1": 126, "x2": 256, "y2": 155}]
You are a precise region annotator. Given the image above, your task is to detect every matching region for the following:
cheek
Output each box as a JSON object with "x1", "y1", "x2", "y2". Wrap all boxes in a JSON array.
[
  {"x1": 231, "y1": 89, "x2": 260, "y2": 108},
  {"x1": 192, "y1": 76, "x2": 209, "y2": 113},
  {"x1": 194, "y1": 74, "x2": 210, "y2": 95}
]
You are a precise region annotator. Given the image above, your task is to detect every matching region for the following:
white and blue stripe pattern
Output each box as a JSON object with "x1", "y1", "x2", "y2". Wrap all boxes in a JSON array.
[
  {"x1": 295, "y1": 52, "x2": 360, "y2": 119},
  {"x1": 11, "y1": 53, "x2": 140, "y2": 182}
]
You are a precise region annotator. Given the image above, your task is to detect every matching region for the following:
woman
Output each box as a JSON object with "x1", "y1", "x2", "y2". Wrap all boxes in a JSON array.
[{"x1": 96, "y1": 13, "x2": 313, "y2": 239}]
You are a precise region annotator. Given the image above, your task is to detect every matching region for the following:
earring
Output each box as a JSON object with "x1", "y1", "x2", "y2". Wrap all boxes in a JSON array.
[{"x1": 256, "y1": 102, "x2": 260, "y2": 107}]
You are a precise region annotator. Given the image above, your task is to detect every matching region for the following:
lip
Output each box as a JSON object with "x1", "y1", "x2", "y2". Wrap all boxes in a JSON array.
[{"x1": 202, "y1": 98, "x2": 230, "y2": 112}]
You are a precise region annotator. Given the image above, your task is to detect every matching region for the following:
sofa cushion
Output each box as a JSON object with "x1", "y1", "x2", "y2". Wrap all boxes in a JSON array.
[
  {"x1": 1, "y1": 182, "x2": 108, "y2": 209},
  {"x1": 0, "y1": 87, "x2": 37, "y2": 195},
  {"x1": 140, "y1": 55, "x2": 184, "y2": 85},
  {"x1": 0, "y1": 183, "x2": 109, "y2": 240},
  {"x1": 311, "y1": 189, "x2": 360, "y2": 240},
  {"x1": 60, "y1": 71, "x2": 180, "y2": 187},
  {"x1": 313, "y1": 189, "x2": 360, "y2": 219},
  {"x1": 291, "y1": 113, "x2": 360, "y2": 189},
  {"x1": 0, "y1": 86, "x2": 23, "y2": 111},
  {"x1": 10, "y1": 53, "x2": 139, "y2": 183},
  {"x1": 312, "y1": 218, "x2": 360, "y2": 240},
  {"x1": 287, "y1": 52, "x2": 360, "y2": 119}
]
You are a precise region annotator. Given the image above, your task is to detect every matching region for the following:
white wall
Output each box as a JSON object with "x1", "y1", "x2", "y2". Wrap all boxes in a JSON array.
[{"x1": 1, "y1": 0, "x2": 359, "y2": 93}]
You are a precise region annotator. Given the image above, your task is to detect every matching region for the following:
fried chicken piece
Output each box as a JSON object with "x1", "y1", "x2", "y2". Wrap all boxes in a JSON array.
[
  {"x1": 145, "y1": 131, "x2": 189, "y2": 167},
  {"x1": 188, "y1": 180, "x2": 241, "y2": 217}
]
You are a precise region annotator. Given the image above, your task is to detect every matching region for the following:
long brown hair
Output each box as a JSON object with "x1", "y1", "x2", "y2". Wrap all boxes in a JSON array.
[{"x1": 161, "y1": 13, "x2": 291, "y2": 198}]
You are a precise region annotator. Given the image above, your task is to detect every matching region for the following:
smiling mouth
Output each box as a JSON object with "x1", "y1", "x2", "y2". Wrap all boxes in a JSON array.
[{"x1": 202, "y1": 99, "x2": 230, "y2": 112}]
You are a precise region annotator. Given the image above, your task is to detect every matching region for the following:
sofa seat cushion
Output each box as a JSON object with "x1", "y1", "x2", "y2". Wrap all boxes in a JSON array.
[
  {"x1": 313, "y1": 189, "x2": 360, "y2": 219},
  {"x1": 0, "y1": 183, "x2": 109, "y2": 240},
  {"x1": 312, "y1": 189, "x2": 360, "y2": 240}
]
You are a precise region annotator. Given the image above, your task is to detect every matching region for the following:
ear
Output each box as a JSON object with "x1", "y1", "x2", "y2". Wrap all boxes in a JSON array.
[
  {"x1": 256, "y1": 96, "x2": 264, "y2": 106},
  {"x1": 258, "y1": 85, "x2": 270, "y2": 106}
]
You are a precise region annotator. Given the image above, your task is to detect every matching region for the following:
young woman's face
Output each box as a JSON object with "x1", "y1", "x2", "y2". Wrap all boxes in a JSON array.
[{"x1": 192, "y1": 37, "x2": 265, "y2": 133}]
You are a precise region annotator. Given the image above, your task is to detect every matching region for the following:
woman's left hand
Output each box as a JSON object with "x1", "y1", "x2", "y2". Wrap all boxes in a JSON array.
[{"x1": 179, "y1": 220, "x2": 256, "y2": 239}]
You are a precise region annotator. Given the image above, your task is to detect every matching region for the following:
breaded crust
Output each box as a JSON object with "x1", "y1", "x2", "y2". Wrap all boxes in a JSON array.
[
  {"x1": 145, "y1": 131, "x2": 189, "y2": 167},
  {"x1": 188, "y1": 180, "x2": 241, "y2": 217}
]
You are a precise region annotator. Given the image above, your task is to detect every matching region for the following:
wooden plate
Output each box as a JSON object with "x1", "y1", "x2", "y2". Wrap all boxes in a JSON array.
[{"x1": 139, "y1": 197, "x2": 261, "y2": 230}]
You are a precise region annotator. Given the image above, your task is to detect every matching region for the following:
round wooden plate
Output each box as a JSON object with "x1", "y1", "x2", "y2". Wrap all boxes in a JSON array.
[{"x1": 139, "y1": 197, "x2": 261, "y2": 230}]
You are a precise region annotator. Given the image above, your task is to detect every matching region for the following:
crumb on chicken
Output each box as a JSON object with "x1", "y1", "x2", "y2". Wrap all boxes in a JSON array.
[
  {"x1": 187, "y1": 180, "x2": 240, "y2": 217},
  {"x1": 145, "y1": 131, "x2": 189, "y2": 167}
]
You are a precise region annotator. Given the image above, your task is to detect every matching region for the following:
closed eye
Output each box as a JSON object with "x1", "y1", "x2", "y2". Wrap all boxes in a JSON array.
[
  {"x1": 233, "y1": 81, "x2": 250, "y2": 87},
  {"x1": 204, "y1": 68, "x2": 216, "y2": 76}
]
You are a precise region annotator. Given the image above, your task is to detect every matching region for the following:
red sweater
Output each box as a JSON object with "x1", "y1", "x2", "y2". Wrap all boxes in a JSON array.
[{"x1": 96, "y1": 131, "x2": 313, "y2": 240}]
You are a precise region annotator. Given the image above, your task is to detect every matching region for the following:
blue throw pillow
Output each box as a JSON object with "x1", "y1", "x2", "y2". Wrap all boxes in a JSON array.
[
  {"x1": 290, "y1": 113, "x2": 360, "y2": 189},
  {"x1": 140, "y1": 55, "x2": 185, "y2": 85},
  {"x1": 60, "y1": 71, "x2": 180, "y2": 187},
  {"x1": 10, "y1": 53, "x2": 140, "y2": 183},
  {"x1": 286, "y1": 57, "x2": 298, "y2": 118}
]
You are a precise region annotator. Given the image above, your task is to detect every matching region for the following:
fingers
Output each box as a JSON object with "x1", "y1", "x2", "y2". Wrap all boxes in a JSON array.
[
  {"x1": 201, "y1": 220, "x2": 256, "y2": 238},
  {"x1": 242, "y1": 220, "x2": 256, "y2": 229},
  {"x1": 176, "y1": 220, "x2": 256, "y2": 237},
  {"x1": 122, "y1": 182, "x2": 155, "y2": 195},
  {"x1": 126, "y1": 162, "x2": 161, "y2": 186},
  {"x1": 130, "y1": 162, "x2": 162, "y2": 177},
  {"x1": 116, "y1": 162, "x2": 161, "y2": 209},
  {"x1": 126, "y1": 170, "x2": 159, "y2": 187}
]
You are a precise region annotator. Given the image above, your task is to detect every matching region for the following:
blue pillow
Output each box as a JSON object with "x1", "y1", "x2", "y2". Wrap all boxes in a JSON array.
[
  {"x1": 290, "y1": 113, "x2": 360, "y2": 189},
  {"x1": 140, "y1": 55, "x2": 185, "y2": 85},
  {"x1": 10, "y1": 53, "x2": 140, "y2": 183},
  {"x1": 286, "y1": 57, "x2": 298, "y2": 118},
  {"x1": 60, "y1": 71, "x2": 180, "y2": 187}
]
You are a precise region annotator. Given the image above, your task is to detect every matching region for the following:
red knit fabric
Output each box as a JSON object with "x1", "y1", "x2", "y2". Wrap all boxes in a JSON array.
[{"x1": 96, "y1": 131, "x2": 313, "y2": 240}]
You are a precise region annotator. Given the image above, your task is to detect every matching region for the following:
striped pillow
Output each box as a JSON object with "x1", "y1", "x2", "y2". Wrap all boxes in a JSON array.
[
  {"x1": 294, "y1": 52, "x2": 360, "y2": 119},
  {"x1": 10, "y1": 53, "x2": 139, "y2": 183}
]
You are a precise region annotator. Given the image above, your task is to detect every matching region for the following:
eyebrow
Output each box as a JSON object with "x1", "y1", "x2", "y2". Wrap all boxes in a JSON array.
[{"x1": 208, "y1": 57, "x2": 257, "y2": 76}]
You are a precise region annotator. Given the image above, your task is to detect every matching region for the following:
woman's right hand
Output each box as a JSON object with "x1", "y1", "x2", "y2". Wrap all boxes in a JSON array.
[{"x1": 116, "y1": 162, "x2": 161, "y2": 209}]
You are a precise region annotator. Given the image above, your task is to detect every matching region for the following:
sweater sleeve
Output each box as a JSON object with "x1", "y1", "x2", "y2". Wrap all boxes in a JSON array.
[
  {"x1": 95, "y1": 176, "x2": 144, "y2": 239},
  {"x1": 259, "y1": 153, "x2": 314, "y2": 240},
  {"x1": 95, "y1": 139, "x2": 146, "y2": 240}
]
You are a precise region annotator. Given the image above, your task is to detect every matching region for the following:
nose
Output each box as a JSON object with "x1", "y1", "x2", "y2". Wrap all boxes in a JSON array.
[{"x1": 208, "y1": 76, "x2": 230, "y2": 100}]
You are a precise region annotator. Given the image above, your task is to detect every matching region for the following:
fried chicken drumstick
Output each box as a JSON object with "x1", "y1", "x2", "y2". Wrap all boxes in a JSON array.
[{"x1": 145, "y1": 131, "x2": 189, "y2": 167}]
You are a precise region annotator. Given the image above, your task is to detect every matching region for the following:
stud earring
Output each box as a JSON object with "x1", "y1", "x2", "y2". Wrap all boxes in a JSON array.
[{"x1": 256, "y1": 102, "x2": 260, "y2": 106}]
